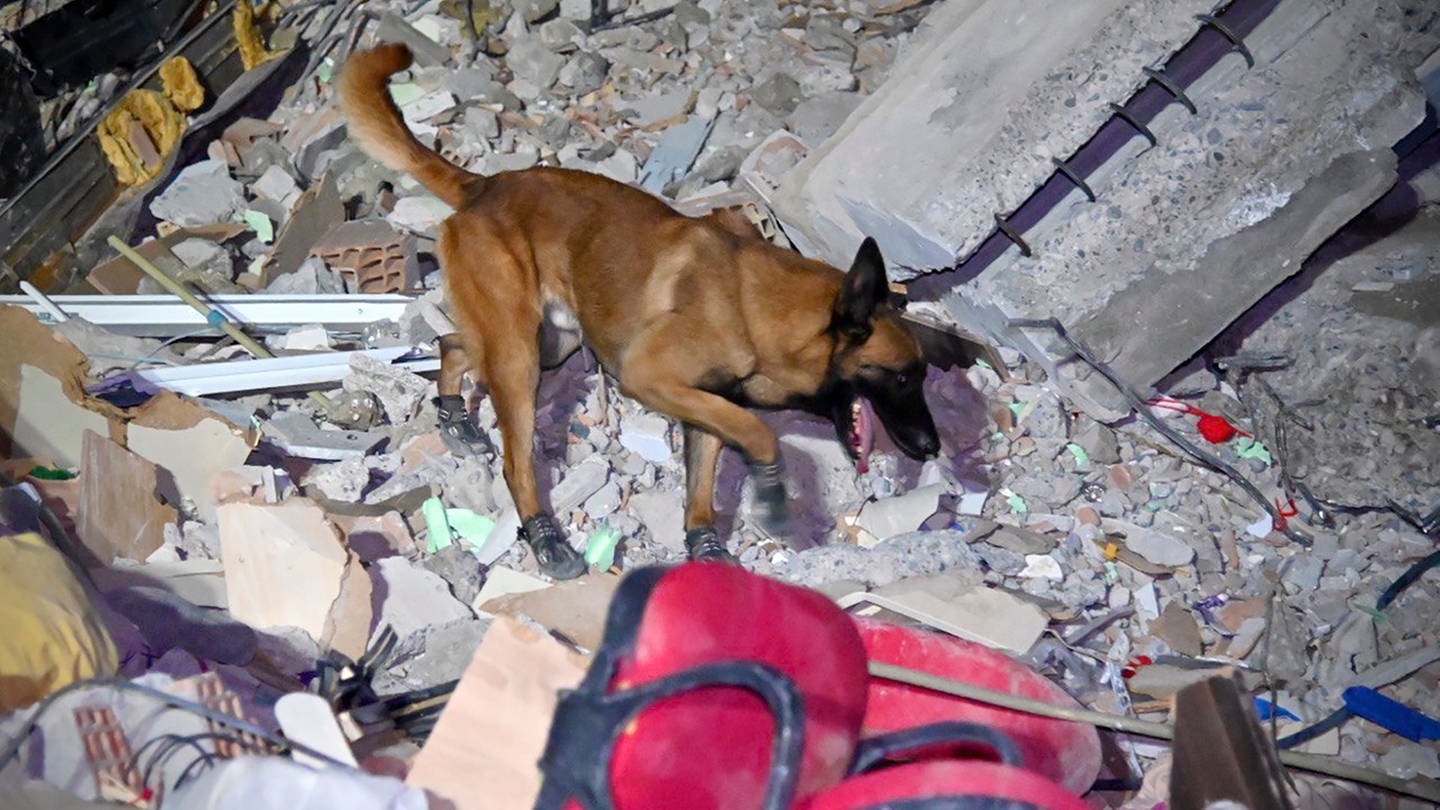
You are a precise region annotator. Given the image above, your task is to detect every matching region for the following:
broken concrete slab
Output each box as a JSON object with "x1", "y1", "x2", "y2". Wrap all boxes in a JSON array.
[
  {"x1": 262, "y1": 411, "x2": 387, "y2": 461},
  {"x1": 1064, "y1": 149, "x2": 1403, "y2": 415},
  {"x1": 773, "y1": 0, "x2": 1215, "y2": 271},
  {"x1": 341, "y1": 352, "x2": 431, "y2": 424},
  {"x1": 149, "y1": 159, "x2": 245, "y2": 227}
]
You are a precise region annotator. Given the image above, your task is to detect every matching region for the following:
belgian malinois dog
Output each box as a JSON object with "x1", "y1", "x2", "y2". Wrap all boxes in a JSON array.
[{"x1": 340, "y1": 44, "x2": 943, "y2": 579}]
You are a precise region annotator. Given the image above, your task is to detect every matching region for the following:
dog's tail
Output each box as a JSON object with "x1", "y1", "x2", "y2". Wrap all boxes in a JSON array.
[{"x1": 338, "y1": 44, "x2": 475, "y2": 208}]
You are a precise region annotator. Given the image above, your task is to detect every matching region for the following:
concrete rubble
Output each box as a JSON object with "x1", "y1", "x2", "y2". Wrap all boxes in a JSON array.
[{"x1": 1, "y1": 0, "x2": 1437, "y2": 807}]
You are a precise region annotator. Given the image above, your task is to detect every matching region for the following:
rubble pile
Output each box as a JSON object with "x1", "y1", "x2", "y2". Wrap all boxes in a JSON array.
[{"x1": 1, "y1": 0, "x2": 1437, "y2": 807}]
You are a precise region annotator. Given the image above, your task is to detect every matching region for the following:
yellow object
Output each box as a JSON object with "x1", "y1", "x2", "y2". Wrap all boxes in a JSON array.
[
  {"x1": 159, "y1": 57, "x2": 205, "y2": 112},
  {"x1": 0, "y1": 533, "x2": 119, "y2": 713},
  {"x1": 97, "y1": 89, "x2": 189, "y2": 186},
  {"x1": 97, "y1": 56, "x2": 208, "y2": 186},
  {"x1": 234, "y1": 0, "x2": 276, "y2": 71},
  {"x1": 1105, "y1": 542, "x2": 1119, "y2": 561}
]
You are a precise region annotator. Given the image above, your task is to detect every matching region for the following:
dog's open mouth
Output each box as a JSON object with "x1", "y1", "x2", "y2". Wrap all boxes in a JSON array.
[{"x1": 847, "y1": 397, "x2": 876, "y2": 473}]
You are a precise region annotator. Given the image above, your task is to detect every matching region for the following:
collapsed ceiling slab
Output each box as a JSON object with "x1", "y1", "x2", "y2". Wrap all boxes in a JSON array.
[{"x1": 774, "y1": 0, "x2": 1440, "y2": 419}]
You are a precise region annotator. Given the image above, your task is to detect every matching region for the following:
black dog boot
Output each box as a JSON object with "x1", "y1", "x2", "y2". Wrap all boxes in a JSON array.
[
  {"x1": 519, "y1": 513, "x2": 587, "y2": 580},
  {"x1": 434, "y1": 395, "x2": 491, "y2": 458},
  {"x1": 748, "y1": 457, "x2": 791, "y2": 538},
  {"x1": 684, "y1": 525, "x2": 738, "y2": 565}
]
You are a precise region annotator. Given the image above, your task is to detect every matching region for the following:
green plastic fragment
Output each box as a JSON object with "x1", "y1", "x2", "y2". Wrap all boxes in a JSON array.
[
  {"x1": 422, "y1": 496, "x2": 454, "y2": 553},
  {"x1": 1006, "y1": 493, "x2": 1028, "y2": 514},
  {"x1": 1065, "y1": 442, "x2": 1089, "y2": 467},
  {"x1": 27, "y1": 466, "x2": 77, "y2": 481},
  {"x1": 422, "y1": 496, "x2": 497, "y2": 554},
  {"x1": 974, "y1": 358, "x2": 992, "y2": 370},
  {"x1": 1235, "y1": 437, "x2": 1272, "y2": 464},
  {"x1": 388, "y1": 82, "x2": 426, "y2": 106},
  {"x1": 447, "y1": 509, "x2": 496, "y2": 551},
  {"x1": 243, "y1": 210, "x2": 273, "y2": 243},
  {"x1": 316, "y1": 59, "x2": 334, "y2": 84},
  {"x1": 584, "y1": 524, "x2": 622, "y2": 570},
  {"x1": 1007, "y1": 401, "x2": 1026, "y2": 418}
]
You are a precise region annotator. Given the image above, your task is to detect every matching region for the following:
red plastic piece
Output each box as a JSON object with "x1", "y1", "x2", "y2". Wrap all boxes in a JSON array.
[
  {"x1": 852, "y1": 618, "x2": 1102, "y2": 795},
  {"x1": 596, "y1": 563, "x2": 872, "y2": 810},
  {"x1": 800, "y1": 761, "x2": 1090, "y2": 810}
]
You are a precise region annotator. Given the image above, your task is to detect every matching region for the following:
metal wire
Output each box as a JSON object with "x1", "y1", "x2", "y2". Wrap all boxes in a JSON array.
[
  {"x1": 1010, "y1": 317, "x2": 1310, "y2": 545},
  {"x1": 869, "y1": 661, "x2": 1440, "y2": 802}
]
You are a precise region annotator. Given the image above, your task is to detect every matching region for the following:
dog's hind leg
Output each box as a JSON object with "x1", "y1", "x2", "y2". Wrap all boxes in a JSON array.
[
  {"x1": 682, "y1": 424, "x2": 736, "y2": 563},
  {"x1": 441, "y1": 229, "x2": 586, "y2": 580},
  {"x1": 434, "y1": 332, "x2": 491, "y2": 457}
]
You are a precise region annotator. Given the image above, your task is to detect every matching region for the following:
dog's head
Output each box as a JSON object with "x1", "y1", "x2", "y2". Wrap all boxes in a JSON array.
[{"x1": 822, "y1": 238, "x2": 941, "y2": 469}]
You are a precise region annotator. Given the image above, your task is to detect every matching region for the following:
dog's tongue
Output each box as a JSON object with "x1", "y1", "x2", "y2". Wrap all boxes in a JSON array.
[{"x1": 854, "y1": 397, "x2": 876, "y2": 472}]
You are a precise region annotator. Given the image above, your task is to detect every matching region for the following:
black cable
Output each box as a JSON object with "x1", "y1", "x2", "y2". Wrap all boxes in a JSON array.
[
  {"x1": 1375, "y1": 549, "x2": 1440, "y2": 613},
  {"x1": 1276, "y1": 707, "x2": 1351, "y2": 750},
  {"x1": 1010, "y1": 317, "x2": 1310, "y2": 545},
  {"x1": 0, "y1": 678, "x2": 356, "y2": 773}
]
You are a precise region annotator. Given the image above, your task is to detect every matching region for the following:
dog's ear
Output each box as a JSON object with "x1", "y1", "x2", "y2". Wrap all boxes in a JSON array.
[{"x1": 833, "y1": 237, "x2": 888, "y2": 341}]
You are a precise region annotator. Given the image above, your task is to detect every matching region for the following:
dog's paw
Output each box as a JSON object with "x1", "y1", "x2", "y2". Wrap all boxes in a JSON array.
[
  {"x1": 434, "y1": 395, "x2": 493, "y2": 458},
  {"x1": 519, "y1": 513, "x2": 587, "y2": 580},
  {"x1": 748, "y1": 458, "x2": 791, "y2": 539},
  {"x1": 684, "y1": 526, "x2": 738, "y2": 565}
]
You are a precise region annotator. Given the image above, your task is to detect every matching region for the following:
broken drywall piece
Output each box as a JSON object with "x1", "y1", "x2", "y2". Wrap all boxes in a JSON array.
[
  {"x1": 473, "y1": 566, "x2": 552, "y2": 612},
  {"x1": 855, "y1": 484, "x2": 942, "y2": 544},
  {"x1": 406, "y1": 617, "x2": 587, "y2": 810},
  {"x1": 275, "y1": 692, "x2": 359, "y2": 769},
  {"x1": 479, "y1": 572, "x2": 619, "y2": 652},
  {"x1": 263, "y1": 172, "x2": 343, "y2": 283},
  {"x1": 324, "y1": 551, "x2": 374, "y2": 661},
  {"x1": 837, "y1": 576, "x2": 1048, "y2": 654},
  {"x1": 11, "y1": 364, "x2": 111, "y2": 468},
  {"x1": 218, "y1": 499, "x2": 349, "y2": 644},
  {"x1": 77, "y1": 430, "x2": 177, "y2": 565},
  {"x1": 128, "y1": 409, "x2": 252, "y2": 524},
  {"x1": 0, "y1": 306, "x2": 93, "y2": 460}
]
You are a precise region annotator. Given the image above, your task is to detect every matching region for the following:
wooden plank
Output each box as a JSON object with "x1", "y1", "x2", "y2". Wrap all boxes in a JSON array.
[
  {"x1": 77, "y1": 429, "x2": 177, "y2": 565},
  {"x1": 1170, "y1": 670, "x2": 1292, "y2": 810}
]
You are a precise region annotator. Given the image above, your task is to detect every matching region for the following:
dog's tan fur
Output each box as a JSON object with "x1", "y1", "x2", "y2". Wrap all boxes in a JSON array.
[{"x1": 339, "y1": 44, "x2": 927, "y2": 547}]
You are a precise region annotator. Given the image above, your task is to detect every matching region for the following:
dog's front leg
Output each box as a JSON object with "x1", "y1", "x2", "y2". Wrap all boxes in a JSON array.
[
  {"x1": 624, "y1": 323, "x2": 791, "y2": 541},
  {"x1": 681, "y1": 424, "x2": 736, "y2": 564}
]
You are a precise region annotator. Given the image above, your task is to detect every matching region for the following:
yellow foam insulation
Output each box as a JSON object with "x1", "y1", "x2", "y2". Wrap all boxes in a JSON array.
[
  {"x1": 97, "y1": 89, "x2": 189, "y2": 186},
  {"x1": 159, "y1": 56, "x2": 205, "y2": 112},
  {"x1": 235, "y1": 0, "x2": 278, "y2": 71}
]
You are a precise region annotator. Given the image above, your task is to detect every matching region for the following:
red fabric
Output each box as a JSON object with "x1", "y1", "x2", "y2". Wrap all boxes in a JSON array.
[
  {"x1": 587, "y1": 564, "x2": 871, "y2": 810},
  {"x1": 853, "y1": 618, "x2": 1101, "y2": 795},
  {"x1": 1196, "y1": 413, "x2": 1238, "y2": 443},
  {"x1": 799, "y1": 761, "x2": 1089, "y2": 810}
]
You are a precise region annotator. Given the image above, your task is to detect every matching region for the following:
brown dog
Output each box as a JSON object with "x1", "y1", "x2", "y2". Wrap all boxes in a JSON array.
[{"x1": 340, "y1": 44, "x2": 943, "y2": 578}]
